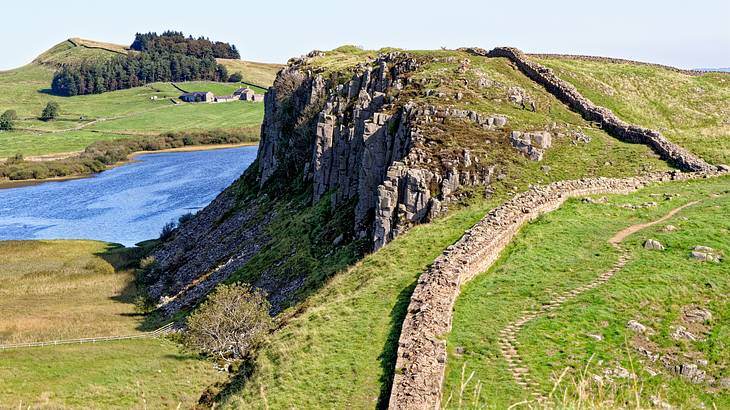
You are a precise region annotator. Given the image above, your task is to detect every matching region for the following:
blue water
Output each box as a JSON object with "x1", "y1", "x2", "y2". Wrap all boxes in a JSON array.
[{"x1": 0, "y1": 146, "x2": 257, "y2": 246}]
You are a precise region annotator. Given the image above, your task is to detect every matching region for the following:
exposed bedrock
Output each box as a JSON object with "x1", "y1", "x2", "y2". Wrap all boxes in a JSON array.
[
  {"x1": 257, "y1": 53, "x2": 498, "y2": 251},
  {"x1": 148, "y1": 52, "x2": 501, "y2": 318},
  {"x1": 458, "y1": 47, "x2": 718, "y2": 173}
]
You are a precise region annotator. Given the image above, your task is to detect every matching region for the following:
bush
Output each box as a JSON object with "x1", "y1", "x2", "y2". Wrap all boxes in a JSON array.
[
  {"x1": 178, "y1": 212, "x2": 195, "y2": 225},
  {"x1": 184, "y1": 283, "x2": 271, "y2": 362},
  {"x1": 40, "y1": 102, "x2": 60, "y2": 121},
  {"x1": 159, "y1": 221, "x2": 177, "y2": 241},
  {"x1": 228, "y1": 72, "x2": 243, "y2": 82},
  {"x1": 0, "y1": 110, "x2": 17, "y2": 130}
]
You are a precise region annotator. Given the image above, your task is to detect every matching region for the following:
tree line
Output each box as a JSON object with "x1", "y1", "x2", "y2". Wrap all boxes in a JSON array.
[
  {"x1": 51, "y1": 32, "x2": 236, "y2": 96},
  {"x1": 131, "y1": 31, "x2": 240, "y2": 59}
]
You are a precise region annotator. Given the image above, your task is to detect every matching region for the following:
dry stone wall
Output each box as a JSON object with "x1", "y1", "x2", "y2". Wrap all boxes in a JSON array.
[
  {"x1": 388, "y1": 170, "x2": 724, "y2": 409},
  {"x1": 474, "y1": 47, "x2": 719, "y2": 173}
]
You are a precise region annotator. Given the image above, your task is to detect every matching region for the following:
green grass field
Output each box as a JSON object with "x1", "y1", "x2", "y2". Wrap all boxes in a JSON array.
[
  {"x1": 443, "y1": 176, "x2": 730, "y2": 408},
  {"x1": 0, "y1": 240, "x2": 224, "y2": 408},
  {"x1": 536, "y1": 57, "x2": 730, "y2": 165},
  {"x1": 0, "y1": 39, "x2": 277, "y2": 158}
]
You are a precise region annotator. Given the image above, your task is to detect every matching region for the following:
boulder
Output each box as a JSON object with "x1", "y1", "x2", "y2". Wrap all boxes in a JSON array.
[
  {"x1": 690, "y1": 246, "x2": 721, "y2": 262},
  {"x1": 532, "y1": 131, "x2": 552, "y2": 149},
  {"x1": 627, "y1": 320, "x2": 649, "y2": 333},
  {"x1": 662, "y1": 225, "x2": 677, "y2": 232},
  {"x1": 644, "y1": 239, "x2": 665, "y2": 250}
]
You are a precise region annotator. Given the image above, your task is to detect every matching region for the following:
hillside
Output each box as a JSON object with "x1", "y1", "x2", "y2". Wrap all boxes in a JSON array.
[
  {"x1": 3, "y1": 43, "x2": 727, "y2": 409},
  {"x1": 0, "y1": 39, "x2": 281, "y2": 159},
  {"x1": 130, "y1": 45, "x2": 727, "y2": 408},
  {"x1": 536, "y1": 55, "x2": 730, "y2": 164}
]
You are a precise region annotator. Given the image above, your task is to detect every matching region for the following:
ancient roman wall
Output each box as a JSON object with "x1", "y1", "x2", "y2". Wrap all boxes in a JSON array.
[
  {"x1": 388, "y1": 170, "x2": 721, "y2": 409},
  {"x1": 477, "y1": 47, "x2": 719, "y2": 173}
]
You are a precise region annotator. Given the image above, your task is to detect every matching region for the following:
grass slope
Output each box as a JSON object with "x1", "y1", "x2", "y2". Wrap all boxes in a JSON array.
[
  {"x1": 0, "y1": 240, "x2": 224, "y2": 408},
  {"x1": 444, "y1": 176, "x2": 730, "y2": 408},
  {"x1": 536, "y1": 57, "x2": 730, "y2": 165}
]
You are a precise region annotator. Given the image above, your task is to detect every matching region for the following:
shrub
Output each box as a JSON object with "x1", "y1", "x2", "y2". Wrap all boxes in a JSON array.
[
  {"x1": 40, "y1": 102, "x2": 60, "y2": 121},
  {"x1": 228, "y1": 72, "x2": 243, "y2": 82},
  {"x1": 0, "y1": 110, "x2": 17, "y2": 130},
  {"x1": 159, "y1": 221, "x2": 177, "y2": 241},
  {"x1": 178, "y1": 212, "x2": 195, "y2": 225},
  {"x1": 184, "y1": 283, "x2": 271, "y2": 362}
]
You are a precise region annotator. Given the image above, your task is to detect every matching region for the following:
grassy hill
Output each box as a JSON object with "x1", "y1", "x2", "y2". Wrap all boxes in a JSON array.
[
  {"x1": 3, "y1": 45, "x2": 728, "y2": 409},
  {"x1": 0, "y1": 240, "x2": 224, "y2": 408},
  {"x1": 536, "y1": 56, "x2": 730, "y2": 165},
  {"x1": 0, "y1": 39, "x2": 280, "y2": 158},
  {"x1": 444, "y1": 175, "x2": 730, "y2": 408}
]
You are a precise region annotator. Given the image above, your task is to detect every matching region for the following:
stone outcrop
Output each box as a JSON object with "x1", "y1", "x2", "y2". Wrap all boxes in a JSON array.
[
  {"x1": 459, "y1": 47, "x2": 718, "y2": 173},
  {"x1": 509, "y1": 130, "x2": 552, "y2": 161},
  {"x1": 388, "y1": 169, "x2": 723, "y2": 409}
]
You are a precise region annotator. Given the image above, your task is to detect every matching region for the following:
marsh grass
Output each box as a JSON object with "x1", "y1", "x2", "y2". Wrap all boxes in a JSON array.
[
  {"x1": 0, "y1": 240, "x2": 144, "y2": 343},
  {"x1": 0, "y1": 239, "x2": 226, "y2": 408}
]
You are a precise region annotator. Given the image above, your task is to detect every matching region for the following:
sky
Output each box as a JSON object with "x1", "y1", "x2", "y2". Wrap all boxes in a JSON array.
[{"x1": 1, "y1": 0, "x2": 728, "y2": 70}]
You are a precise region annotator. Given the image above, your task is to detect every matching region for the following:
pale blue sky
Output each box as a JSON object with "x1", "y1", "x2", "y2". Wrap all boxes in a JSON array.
[{"x1": 1, "y1": 0, "x2": 728, "y2": 70}]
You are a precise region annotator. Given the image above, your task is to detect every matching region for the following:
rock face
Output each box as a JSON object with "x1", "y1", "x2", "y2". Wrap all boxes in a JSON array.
[
  {"x1": 256, "y1": 54, "x2": 501, "y2": 252},
  {"x1": 147, "y1": 51, "x2": 506, "y2": 319},
  {"x1": 467, "y1": 47, "x2": 718, "y2": 172}
]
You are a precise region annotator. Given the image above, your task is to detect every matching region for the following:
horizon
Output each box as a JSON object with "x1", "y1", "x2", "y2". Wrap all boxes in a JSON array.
[{"x1": 1, "y1": 0, "x2": 729, "y2": 70}]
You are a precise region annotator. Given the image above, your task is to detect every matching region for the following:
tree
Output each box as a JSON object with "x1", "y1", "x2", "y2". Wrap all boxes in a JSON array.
[
  {"x1": 0, "y1": 110, "x2": 17, "y2": 130},
  {"x1": 40, "y1": 102, "x2": 60, "y2": 121},
  {"x1": 228, "y1": 72, "x2": 243, "y2": 83},
  {"x1": 184, "y1": 283, "x2": 272, "y2": 362}
]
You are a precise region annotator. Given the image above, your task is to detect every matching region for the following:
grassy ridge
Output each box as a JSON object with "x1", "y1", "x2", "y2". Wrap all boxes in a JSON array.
[
  {"x1": 536, "y1": 57, "x2": 730, "y2": 164},
  {"x1": 0, "y1": 240, "x2": 224, "y2": 408},
  {"x1": 444, "y1": 176, "x2": 730, "y2": 408}
]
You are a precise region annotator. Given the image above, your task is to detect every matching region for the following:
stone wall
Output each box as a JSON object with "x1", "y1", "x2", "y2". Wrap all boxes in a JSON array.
[
  {"x1": 468, "y1": 47, "x2": 719, "y2": 173},
  {"x1": 526, "y1": 53, "x2": 715, "y2": 76},
  {"x1": 388, "y1": 170, "x2": 723, "y2": 409}
]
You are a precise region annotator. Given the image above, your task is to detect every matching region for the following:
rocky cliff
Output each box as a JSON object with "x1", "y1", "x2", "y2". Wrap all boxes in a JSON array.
[{"x1": 145, "y1": 50, "x2": 501, "y2": 318}]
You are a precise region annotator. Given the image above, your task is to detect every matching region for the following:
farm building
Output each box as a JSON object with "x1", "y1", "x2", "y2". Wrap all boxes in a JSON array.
[
  {"x1": 235, "y1": 87, "x2": 265, "y2": 102},
  {"x1": 180, "y1": 91, "x2": 214, "y2": 103},
  {"x1": 214, "y1": 95, "x2": 238, "y2": 103}
]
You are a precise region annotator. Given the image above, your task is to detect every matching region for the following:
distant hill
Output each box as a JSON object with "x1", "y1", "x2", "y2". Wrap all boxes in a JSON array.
[{"x1": 30, "y1": 38, "x2": 282, "y2": 87}]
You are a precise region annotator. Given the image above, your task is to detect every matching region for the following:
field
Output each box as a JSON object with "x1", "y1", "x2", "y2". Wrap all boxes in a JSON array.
[
  {"x1": 536, "y1": 57, "x2": 730, "y2": 165},
  {"x1": 0, "y1": 240, "x2": 224, "y2": 408},
  {"x1": 443, "y1": 176, "x2": 730, "y2": 408},
  {"x1": 0, "y1": 39, "x2": 278, "y2": 158}
]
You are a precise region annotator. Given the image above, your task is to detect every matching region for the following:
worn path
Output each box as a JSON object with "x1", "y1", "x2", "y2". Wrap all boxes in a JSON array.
[{"x1": 497, "y1": 201, "x2": 699, "y2": 401}]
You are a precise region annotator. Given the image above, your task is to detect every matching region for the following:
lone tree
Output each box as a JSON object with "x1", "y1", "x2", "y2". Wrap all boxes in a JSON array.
[
  {"x1": 185, "y1": 283, "x2": 272, "y2": 362},
  {"x1": 40, "y1": 102, "x2": 60, "y2": 121},
  {"x1": 0, "y1": 110, "x2": 17, "y2": 130}
]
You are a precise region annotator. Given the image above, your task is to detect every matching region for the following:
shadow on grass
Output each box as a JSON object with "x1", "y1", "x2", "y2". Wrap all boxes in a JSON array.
[
  {"x1": 196, "y1": 356, "x2": 258, "y2": 409},
  {"x1": 95, "y1": 241, "x2": 162, "y2": 332},
  {"x1": 376, "y1": 278, "x2": 418, "y2": 409}
]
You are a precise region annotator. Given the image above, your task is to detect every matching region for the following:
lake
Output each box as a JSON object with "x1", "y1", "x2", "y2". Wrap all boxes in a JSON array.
[{"x1": 0, "y1": 146, "x2": 257, "y2": 246}]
